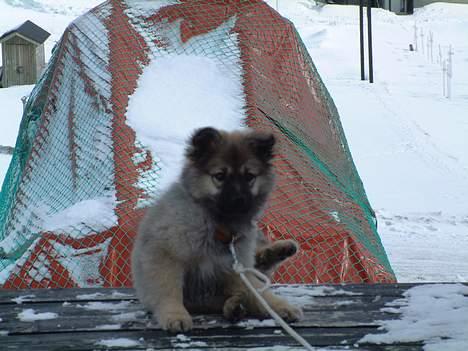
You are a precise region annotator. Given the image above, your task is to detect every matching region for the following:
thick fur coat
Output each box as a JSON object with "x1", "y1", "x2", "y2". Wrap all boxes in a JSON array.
[{"x1": 132, "y1": 127, "x2": 302, "y2": 332}]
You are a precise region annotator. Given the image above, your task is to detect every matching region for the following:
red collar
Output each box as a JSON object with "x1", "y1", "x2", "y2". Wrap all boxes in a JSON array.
[{"x1": 214, "y1": 226, "x2": 233, "y2": 244}]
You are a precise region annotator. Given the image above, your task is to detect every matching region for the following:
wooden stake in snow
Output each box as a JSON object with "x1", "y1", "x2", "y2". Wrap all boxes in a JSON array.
[
  {"x1": 420, "y1": 29, "x2": 425, "y2": 55},
  {"x1": 413, "y1": 24, "x2": 418, "y2": 52},
  {"x1": 442, "y1": 60, "x2": 447, "y2": 98},
  {"x1": 428, "y1": 31, "x2": 434, "y2": 63},
  {"x1": 447, "y1": 45, "x2": 454, "y2": 99},
  {"x1": 438, "y1": 44, "x2": 442, "y2": 65}
]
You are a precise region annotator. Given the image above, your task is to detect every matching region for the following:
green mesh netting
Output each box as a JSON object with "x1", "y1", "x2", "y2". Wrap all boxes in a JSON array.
[{"x1": 0, "y1": 0, "x2": 395, "y2": 288}]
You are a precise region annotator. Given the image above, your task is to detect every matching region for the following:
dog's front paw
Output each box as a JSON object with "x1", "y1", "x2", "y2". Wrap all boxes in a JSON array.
[
  {"x1": 158, "y1": 307, "x2": 193, "y2": 333},
  {"x1": 271, "y1": 299, "x2": 303, "y2": 322},
  {"x1": 273, "y1": 240, "x2": 299, "y2": 261},
  {"x1": 223, "y1": 295, "x2": 247, "y2": 322}
]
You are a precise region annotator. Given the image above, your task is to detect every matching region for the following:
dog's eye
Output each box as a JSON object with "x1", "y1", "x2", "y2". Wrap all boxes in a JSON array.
[
  {"x1": 212, "y1": 172, "x2": 226, "y2": 182},
  {"x1": 245, "y1": 172, "x2": 256, "y2": 183}
]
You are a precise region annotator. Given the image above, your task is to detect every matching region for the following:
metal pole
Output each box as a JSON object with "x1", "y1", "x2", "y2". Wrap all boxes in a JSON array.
[
  {"x1": 367, "y1": 0, "x2": 374, "y2": 83},
  {"x1": 359, "y1": 0, "x2": 365, "y2": 80}
]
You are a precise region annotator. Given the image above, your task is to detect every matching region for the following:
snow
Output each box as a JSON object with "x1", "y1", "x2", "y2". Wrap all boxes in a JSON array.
[
  {"x1": 3, "y1": 0, "x2": 101, "y2": 16},
  {"x1": 126, "y1": 53, "x2": 245, "y2": 193},
  {"x1": 237, "y1": 319, "x2": 276, "y2": 329},
  {"x1": 75, "y1": 292, "x2": 105, "y2": 300},
  {"x1": 94, "y1": 324, "x2": 122, "y2": 330},
  {"x1": 0, "y1": 263, "x2": 15, "y2": 285},
  {"x1": 28, "y1": 252, "x2": 52, "y2": 282},
  {"x1": 263, "y1": 0, "x2": 468, "y2": 282},
  {"x1": 173, "y1": 340, "x2": 208, "y2": 348},
  {"x1": 275, "y1": 285, "x2": 361, "y2": 306},
  {"x1": 175, "y1": 334, "x2": 190, "y2": 342},
  {"x1": 0, "y1": 0, "x2": 468, "y2": 282},
  {"x1": 0, "y1": 1, "x2": 102, "y2": 64},
  {"x1": 0, "y1": 155, "x2": 12, "y2": 190},
  {"x1": 51, "y1": 238, "x2": 113, "y2": 287},
  {"x1": 41, "y1": 196, "x2": 118, "y2": 234},
  {"x1": 111, "y1": 291, "x2": 133, "y2": 298},
  {"x1": 95, "y1": 338, "x2": 141, "y2": 347},
  {"x1": 124, "y1": 0, "x2": 180, "y2": 14},
  {"x1": 377, "y1": 210, "x2": 468, "y2": 282},
  {"x1": 17, "y1": 308, "x2": 57, "y2": 321},
  {"x1": 11, "y1": 294, "x2": 35, "y2": 304},
  {"x1": 247, "y1": 347, "x2": 349, "y2": 351},
  {"x1": 77, "y1": 301, "x2": 130, "y2": 311},
  {"x1": 171, "y1": 334, "x2": 208, "y2": 349},
  {"x1": 0, "y1": 85, "x2": 32, "y2": 146},
  {"x1": 0, "y1": 85, "x2": 32, "y2": 187},
  {"x1": 360, "y1": 284, "x2": 468, "y2": 351},
  {"x1": 111, "y1": 311, "x2": 146, "y2": 322}
]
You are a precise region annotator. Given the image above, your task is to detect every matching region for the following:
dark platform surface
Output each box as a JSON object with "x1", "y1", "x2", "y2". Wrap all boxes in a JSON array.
[{"x1": 0, "y1": 284, "x2": 465, "y2": 350}]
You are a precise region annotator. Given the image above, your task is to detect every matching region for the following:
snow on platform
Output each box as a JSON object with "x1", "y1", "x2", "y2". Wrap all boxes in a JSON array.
[
  {"x1": 0, "y1": 284, "x2": 467, "y2": 350},
  {"x1": 1, "y1": 1, "x2": 468, "y2": 283}
]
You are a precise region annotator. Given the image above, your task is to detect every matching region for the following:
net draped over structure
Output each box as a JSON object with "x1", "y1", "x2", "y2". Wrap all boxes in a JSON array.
[{"x1": 0, "y1": 0, "x2": 395, "y2": 289}]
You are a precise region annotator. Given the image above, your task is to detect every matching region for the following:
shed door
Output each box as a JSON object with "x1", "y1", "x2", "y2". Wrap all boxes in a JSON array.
[{"x1": 5, "y1": 41, "x2": 37, "y2": 86}]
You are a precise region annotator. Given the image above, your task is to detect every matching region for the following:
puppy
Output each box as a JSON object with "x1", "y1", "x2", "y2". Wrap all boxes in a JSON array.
[{"x1": 132, "y1": 127, "x2": 302, "y2": 332}]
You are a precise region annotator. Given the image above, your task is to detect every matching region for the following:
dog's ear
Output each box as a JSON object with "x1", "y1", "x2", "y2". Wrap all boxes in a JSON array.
[
  {"x1": 249, "y1": 132, "x2": 275, "y2": 162},
  {"x1": 187, "y1": 127, "x2": 222, "y2": 163}
]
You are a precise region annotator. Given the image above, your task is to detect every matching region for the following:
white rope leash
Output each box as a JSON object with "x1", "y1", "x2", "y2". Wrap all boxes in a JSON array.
[{"x1": 229, "y1": 241, "x2": 315, "y2": 351}]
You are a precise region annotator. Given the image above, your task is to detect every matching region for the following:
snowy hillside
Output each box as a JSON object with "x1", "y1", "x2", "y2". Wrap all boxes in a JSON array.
[
  {"x1": 268, "y1": 0, "x2": 468, "y2": 282},
  {"x1": 0, "y1": 0, "x2": 467, "y2": 282}
]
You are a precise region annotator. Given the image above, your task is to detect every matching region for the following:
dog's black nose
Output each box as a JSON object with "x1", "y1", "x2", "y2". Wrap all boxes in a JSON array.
[
  {"x1": 225, "y1": 194, "x2": 250, "y2": 214},
  {"x1": 232, "y1": 195, "x2": 247, "y2": 209}
]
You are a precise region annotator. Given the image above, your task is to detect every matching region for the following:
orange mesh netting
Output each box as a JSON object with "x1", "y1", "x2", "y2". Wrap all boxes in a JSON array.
[{"x1": 0, "y1": 0, "x2": 395, "y2": 289}]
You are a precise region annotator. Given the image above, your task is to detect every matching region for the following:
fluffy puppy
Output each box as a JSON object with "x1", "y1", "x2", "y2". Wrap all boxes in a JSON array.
[{"x1": 132, "y1": 127, "x2": 302, "y2": 332}]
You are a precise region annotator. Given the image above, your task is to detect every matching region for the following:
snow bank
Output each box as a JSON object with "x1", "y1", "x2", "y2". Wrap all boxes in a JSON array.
[
  {"x1": 360, "y1": 284, "x2": 468, "y2": 350},
  {"x1": 126, "y1": 53, "x2": 246, "y2": 193}
]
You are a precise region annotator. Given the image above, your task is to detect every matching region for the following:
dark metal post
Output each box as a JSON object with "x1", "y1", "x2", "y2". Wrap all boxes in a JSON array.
[
  {"x1": 359, "y1": 0, "x2": 365, "y2": 80},
  {"x1": 367, "y1": 0, "x2": 374, "y2": 83},
  {"x1": 407, "y1": 0, "x2": 414, "y2": 14},
  {"x1": 389, "y1": 0, "x2": 392, "y2": 12}
]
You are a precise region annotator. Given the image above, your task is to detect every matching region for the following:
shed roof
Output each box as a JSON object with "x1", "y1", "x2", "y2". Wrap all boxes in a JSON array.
[{"x1": 0, "y1": 20, "x2": 50, "y2": 45}]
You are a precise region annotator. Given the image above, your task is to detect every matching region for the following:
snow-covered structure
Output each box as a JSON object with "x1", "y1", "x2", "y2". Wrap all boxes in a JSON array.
[{"x1": 0, "y1": 0, "x2": 395, "y2": 288}]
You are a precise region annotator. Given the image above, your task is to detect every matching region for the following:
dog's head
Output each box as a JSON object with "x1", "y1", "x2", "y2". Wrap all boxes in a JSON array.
[{"x1": 182, "y1": 127, "x2": 276, "y2": 222}]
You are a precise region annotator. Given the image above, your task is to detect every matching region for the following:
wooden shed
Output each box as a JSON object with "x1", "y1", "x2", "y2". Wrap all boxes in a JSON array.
[{"x1": 0, "y1": 20, "x2": 50, "y2": 88}]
